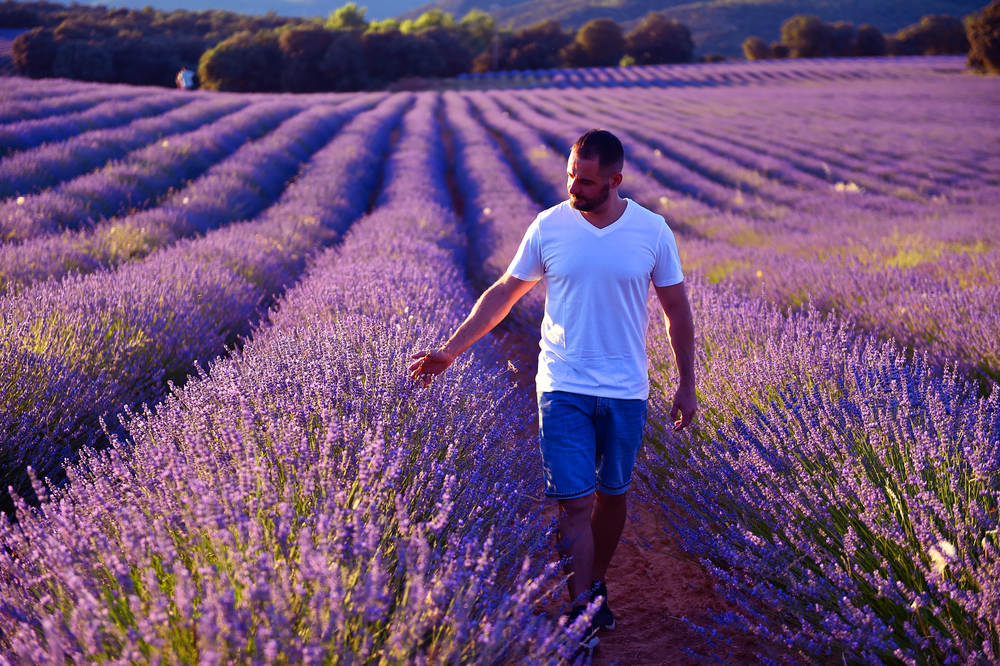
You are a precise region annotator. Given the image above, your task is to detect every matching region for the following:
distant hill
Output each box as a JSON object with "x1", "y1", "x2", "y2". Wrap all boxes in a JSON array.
[{"x1": 399, "y1": 0, "x2": 986, "y2": 56}]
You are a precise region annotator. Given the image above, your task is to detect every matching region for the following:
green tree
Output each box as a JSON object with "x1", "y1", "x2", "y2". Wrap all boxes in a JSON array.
[
  {"x1": 829, "y1": 21, "x2": 856, "y2": 57},
  {"x1": 279, "y1": 26, "x2": 334, "y2": 92},
  {"x1": 891, "y1": 15, "x2": 969, "y2": 55},
  {"x1": 624, "y1": 13, "x2": 693, "y2": 65},
  {"x1": 967, "y1": 0, "x2": 1000, "y2": 73},
  {"x1": 11, "y1": 27, "x2": 57, "y2": 78},
  {"x1": 326, "y1": 2, "x2": 367, "y2": 31},
  {"x1": 562, "y1": 17, "x2": 624, "y2": 67},
  {"x1": 198, "y1": 30, "x2": 281, "y2": 92},
  {"x1": 781, "y1": 14, "x2": 834, "y2": 58},
  {"x1": 472, "y1": 19, "x2": 571, "y2": 73},
  {"x1": 400, "y1": 9, "x2": 453, "y2": 34},
  {"x1": 742, "y1": 35, "x2": 772, "y2": 60},
  {"x1": 318, "y1": 29, "x2": 368, "y2": 90},
  {"x1": 458, "y1": 9, "x2": 494, "y2": 53},
  {"x1": 854, "y1": 24, "x2": 887, "y2": 56}
]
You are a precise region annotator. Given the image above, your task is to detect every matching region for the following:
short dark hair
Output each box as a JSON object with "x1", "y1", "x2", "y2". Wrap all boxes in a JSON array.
[{"x1": 571, "y1": 129, "x2": 624, "y2": 176}]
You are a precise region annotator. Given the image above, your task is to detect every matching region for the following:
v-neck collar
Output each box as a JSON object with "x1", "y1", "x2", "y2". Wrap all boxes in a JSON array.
[{"x1": 570, "y1": 199, "x2": 633, "y2": 237}]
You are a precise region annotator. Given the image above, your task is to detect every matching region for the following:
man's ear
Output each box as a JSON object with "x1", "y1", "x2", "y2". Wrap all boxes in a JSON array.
[{"x1": 610, "y1": 172, "x2": 623, "y2": 189}]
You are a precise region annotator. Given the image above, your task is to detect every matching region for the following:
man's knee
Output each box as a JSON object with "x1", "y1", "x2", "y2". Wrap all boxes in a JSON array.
[
  {"x1": 558, "y1": 494, "x2": 595, "y2": 529},
  {"x1": 595, "y1": 489, "x2": 627, "y2": 509}
]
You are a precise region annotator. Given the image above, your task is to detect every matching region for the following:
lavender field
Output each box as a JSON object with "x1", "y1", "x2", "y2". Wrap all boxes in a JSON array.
[{"x1": 0, "y1": 55, "x2": 998, "y2": 664}]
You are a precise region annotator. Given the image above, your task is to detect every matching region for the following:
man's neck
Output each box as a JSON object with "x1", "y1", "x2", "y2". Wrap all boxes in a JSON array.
[{"x1": 580, "y1": 196, "x2": 627, "y2": 230}]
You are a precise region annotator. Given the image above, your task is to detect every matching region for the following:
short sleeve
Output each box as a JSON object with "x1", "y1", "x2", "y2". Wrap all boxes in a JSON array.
[
  {"x1": 506, "y1": 218, "x2": 544, "y2": 281},
  {"x1": 651, "y1": 223, "x2": 684, "y2": 287}
]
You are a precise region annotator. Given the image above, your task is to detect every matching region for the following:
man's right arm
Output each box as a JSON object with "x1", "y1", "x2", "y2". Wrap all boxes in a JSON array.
[{"x1": 408, "y1": 272, "x2": 537, "y2": 383}]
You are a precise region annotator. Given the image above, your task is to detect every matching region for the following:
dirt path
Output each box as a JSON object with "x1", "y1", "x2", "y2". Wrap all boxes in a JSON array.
[{"x1": 498, "y1": 326, "x2": 757, "y2": 665}]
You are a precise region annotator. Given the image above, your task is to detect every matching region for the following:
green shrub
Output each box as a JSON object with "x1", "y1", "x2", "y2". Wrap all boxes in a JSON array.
[
  {"x1": 198, "y1": 30, "x2": 281, "y2": 92},
  {"x1": 742, "y1": 35, "x2": 772, "y2": 60},
  {"x1": 625, "y1": 12, "x2": 693, "y2": 65},
  {"x1": 967, "y1": 0, "x2": 1000, "y2": 73}
]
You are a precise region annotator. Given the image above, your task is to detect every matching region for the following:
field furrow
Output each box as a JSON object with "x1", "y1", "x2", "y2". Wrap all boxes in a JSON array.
[
  {"x1": 0, "y1": 96, "x2": 239, "y2": 200},
  {"x1": 0, "y1": 91, "x2": 183, "y2": 156},
  {"x1": 0, "y1": 90, "x2": 581, "y2": 666},
  {"x1": 0, "y1": 95, "x2": 381, "y2": 293},
  {"x1": 0, "y1": 86, "x2": 137, "y2": 125},
  {"x1": 0, "y1": 94, "x2": 409, "y2": 508},
  {"x1": 0, "y1": 100, "x2": 297, "y2": 243}
]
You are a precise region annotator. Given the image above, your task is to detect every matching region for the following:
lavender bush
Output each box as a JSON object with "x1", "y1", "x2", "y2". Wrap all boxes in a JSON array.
[
  {"x1": 0, "y1": 96, "x2": 237, "y2": 200},
  {"x1": 0, "y1": 95, "x2": 409, "y2": 507},
  {"x1": 0, "y1": 100, "x2": 295, "y2": 242},
  {"x1": 0, "y1": 95, "x2": 380, "y2": 292},
  {"x1": 640, "y1": 281, "x2": 1000, "y2": 664},
  {"x1": 0, "y1": 91, "x2": 583, "y2": 666}
]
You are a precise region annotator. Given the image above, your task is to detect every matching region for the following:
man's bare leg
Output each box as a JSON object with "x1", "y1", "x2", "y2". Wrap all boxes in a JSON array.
[
  {"x1": 591, "y1": 490, "x2": 628, "y2": 583},
  {"x1": 558, "y1": 494, "x2": 596, "y2": 603}
]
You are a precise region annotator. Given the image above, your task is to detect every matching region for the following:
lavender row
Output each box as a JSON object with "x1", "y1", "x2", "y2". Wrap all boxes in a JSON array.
[
  {"x1": 0, "y1": 96, "x2": 240, "y2": 201},
  {"x1": 442, "y1": 91, "x2": 545, "y2": 332},
  {"x1": 0, "y1": 95, "x2": 409, "y2": 507},
  {"x1": 491, "y1": 90, "x2": 716, "y2": 226},
  {"x1": 0, "y1": 92, "x2": 185, "y2": 157},
  {"x1": 459, "y1": 55, "x2": 961, "y2": 89},
  {"x1": 0, "y1": 92, "x2": 580, "y2": 665},
  {"x1": 638, "y1": 280, "x2": 1000, "y2": 663},
  {"x1": 0, "y1": 95, "x2": 380, "y2": 293},
  {"x1": 462, "y1": 91, "x2": 564, "y2": 208},
  {"x1": 0, "y1": 85, "x2": 136, "y2": 126},
  {"x1": 0, "y1": 100, "x2": 297, "y2": 243}
]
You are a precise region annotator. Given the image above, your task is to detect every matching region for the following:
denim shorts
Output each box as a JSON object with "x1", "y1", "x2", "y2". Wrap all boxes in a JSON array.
[{"x1": 537, "y1": 391, "x2": 649, "y2": 500}]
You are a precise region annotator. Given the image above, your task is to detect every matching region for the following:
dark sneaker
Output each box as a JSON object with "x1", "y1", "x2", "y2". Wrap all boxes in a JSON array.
[
  {"x1": 563, "y1": 604, "x2": 600, "y2": 655},
  {"x1": 590, "y1": 580, "x2": 616, "y2": 631}
]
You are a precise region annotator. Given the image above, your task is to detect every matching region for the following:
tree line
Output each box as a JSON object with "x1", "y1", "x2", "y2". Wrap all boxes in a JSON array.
[
  {"x1": 4, "y1": 0, "x2": 998, "y2": 91},
  {"x1": 742, "y1": 3, "x2": 999, "y2": 74},
  {"x1": 3, "y1": 1, "x2": 696, "y2": 91}
]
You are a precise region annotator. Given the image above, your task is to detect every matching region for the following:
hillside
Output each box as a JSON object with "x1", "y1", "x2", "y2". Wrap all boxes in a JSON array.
[{"x1": 399, "y1": 0, "x2": 985, "y2": 56}]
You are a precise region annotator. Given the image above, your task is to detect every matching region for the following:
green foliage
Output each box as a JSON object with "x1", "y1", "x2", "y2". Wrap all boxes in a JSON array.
[
  {"x1": 891, "y1": 14, "x2": 969, "y2": 55},
  {"x1": 459, "y1": 9, "x2": 495, "y2": 53},
  {"x1": 10, "y1": 26, "x2": 55, "y2": 78},
  {"x1": 198, "y1": 30, "x2": 282, "y2": 92},
  {"x1": 966, "y1": 0, "x2": 1000, "y2": 73},
  {"x1": 400, "y1": 8, "x2": 453, "y2": 34},
  {"x1": 326, "y1": 2, "x2": 367, "y2": 31},
  {"x1": 562, "y1": 17, "x2": 624, "y2": 67},
  {"x1": 278, "y1": 26, "x2": 335, "y2": 93},
  {"x1": 856, "y1": 23, "x2": 888, "y2": 56},
  {"x1": 472, "y1": 19, "x2": 572, "y2": 73},
  {"x1": 624, "y1": 12, "x2": 693, "y2": 65},
  {"x1": 742, "y1": 34, "x2": 772, "y2": 60},
  {"x1": 781, "y1": 14, "x2": 834, "y2": 57}
]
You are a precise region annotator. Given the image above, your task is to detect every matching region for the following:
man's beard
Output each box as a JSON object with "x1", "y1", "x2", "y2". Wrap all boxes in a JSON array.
[{"x1": 570, "y1": 181, "x2": 610, "y2": 212}]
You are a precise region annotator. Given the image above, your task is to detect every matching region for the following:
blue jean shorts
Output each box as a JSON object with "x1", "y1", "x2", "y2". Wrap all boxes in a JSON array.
[{"x1": 537, "y1": 391, "x2": 649, "y2": 500}]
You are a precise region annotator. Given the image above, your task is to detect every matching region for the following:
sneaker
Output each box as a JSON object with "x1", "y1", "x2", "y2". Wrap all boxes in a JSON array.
[
  {"x1": 563, "y1": 604, "x2": 600, "y2": 654},
  {"x1": 590, "y1": 580, "x2": 616, "y2": 631}
]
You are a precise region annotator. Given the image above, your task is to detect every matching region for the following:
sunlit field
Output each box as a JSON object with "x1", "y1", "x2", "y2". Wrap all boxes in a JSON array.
[{"x1": 0, "y1": 55, "x2": 998, "y2": 664}]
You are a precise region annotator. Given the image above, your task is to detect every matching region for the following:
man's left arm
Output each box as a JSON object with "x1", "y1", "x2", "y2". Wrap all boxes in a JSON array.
[{"x1": 654, "y1": 282, "x2": 697, "y2": 431}]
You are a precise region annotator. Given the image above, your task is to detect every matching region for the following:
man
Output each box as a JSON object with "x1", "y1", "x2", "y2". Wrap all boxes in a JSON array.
[
  {"x1": 408, "y1": 129, "x2": 696, "y2": 653},
  {"x1": 176, "y1": 66, "x2": 195, "y2": 90}
]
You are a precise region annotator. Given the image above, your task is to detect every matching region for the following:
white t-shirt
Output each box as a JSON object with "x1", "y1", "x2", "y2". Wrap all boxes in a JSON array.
[{"x1": 507, "y1": 199, "x2": 684, "y2": 400}]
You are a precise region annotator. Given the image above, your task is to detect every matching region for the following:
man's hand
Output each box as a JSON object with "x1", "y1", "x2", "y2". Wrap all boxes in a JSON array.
[
  {"x1": 408, "y1": 348, "x2": 455, "y2": 386},
  {"x1": 670, "y1": 383, "x2": 698, "y2": 431}
]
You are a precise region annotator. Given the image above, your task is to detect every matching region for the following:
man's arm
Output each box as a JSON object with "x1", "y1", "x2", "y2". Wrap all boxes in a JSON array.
[
  {"x1": 408, "y1": 272, "x2": 537, "y2": 384},
  {"x1": 654, "y1": 281, "x2": 697, "y2": 431}
]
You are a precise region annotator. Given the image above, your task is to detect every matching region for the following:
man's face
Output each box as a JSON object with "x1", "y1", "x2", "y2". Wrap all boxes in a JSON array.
[{"x1": 567, "y1": 151, "x2": 612, "y2": 212}]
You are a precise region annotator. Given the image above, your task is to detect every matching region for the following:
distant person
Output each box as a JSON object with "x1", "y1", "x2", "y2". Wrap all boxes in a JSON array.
[
  {"x1": 409, "y1": 129, "x2": 696, "y2": 655},
  {"x1": 176, "y1": 66, "x2": 195, "y2": 90}
]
